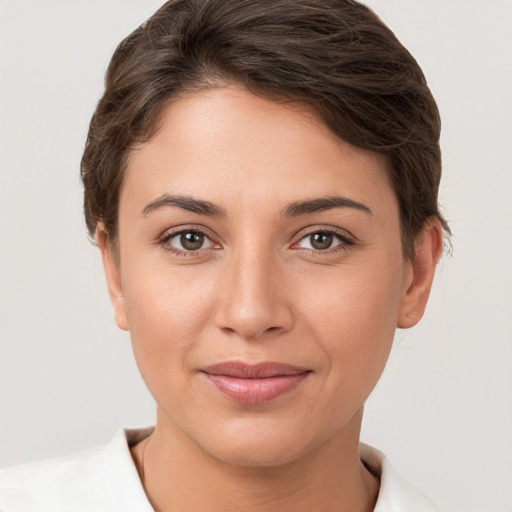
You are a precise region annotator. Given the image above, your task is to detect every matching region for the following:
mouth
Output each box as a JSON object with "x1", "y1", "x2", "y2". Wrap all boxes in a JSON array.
[{"x1": 200, "y1": 361, "x2": 312, "y2": 404}]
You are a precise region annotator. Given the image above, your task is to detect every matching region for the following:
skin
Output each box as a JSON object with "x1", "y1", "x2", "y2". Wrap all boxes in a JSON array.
[{"x1": 97, "y1": 86, "x2": 443, "y2": 512}]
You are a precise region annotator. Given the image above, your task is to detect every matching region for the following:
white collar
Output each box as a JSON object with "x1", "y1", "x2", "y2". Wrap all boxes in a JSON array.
[{"x1": 360, "y1": 443, "x2": 440, "y2": 511}]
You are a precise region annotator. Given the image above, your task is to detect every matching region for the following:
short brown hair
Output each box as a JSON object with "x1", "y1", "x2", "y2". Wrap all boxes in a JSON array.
[{"x1": 81, "y1": 0, "x2": 450, "y2": 259}]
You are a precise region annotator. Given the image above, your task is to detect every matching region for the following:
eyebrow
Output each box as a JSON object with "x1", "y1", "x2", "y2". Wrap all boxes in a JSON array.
[
  {"x1": 141, "y1": 194, "x2": 227, "y2": 217},
  {"x1": 282, "y1": 196, "x2": 372, "y2": 216},
  {"x1": 141, "y1": 193, "x2": 372, "y2": 218}
]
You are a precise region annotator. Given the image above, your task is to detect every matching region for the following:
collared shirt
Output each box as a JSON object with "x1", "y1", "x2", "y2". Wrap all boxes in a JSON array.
[{"x1": 0, "y1": 427, "x2": 439, "y2": 511}]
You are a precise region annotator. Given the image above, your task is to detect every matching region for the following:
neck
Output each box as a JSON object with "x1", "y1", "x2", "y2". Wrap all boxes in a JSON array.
[{"x1": 132, "y1": 409, "x2": 379, "y2": 512}]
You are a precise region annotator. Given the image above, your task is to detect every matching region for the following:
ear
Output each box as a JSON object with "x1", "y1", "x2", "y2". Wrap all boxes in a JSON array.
[
  {"x1": 397, "y1": 218, "x2": 444, "y2": 329},
  {"x1": 96, "y1": 224, "x2": 129, "y2": 331}
]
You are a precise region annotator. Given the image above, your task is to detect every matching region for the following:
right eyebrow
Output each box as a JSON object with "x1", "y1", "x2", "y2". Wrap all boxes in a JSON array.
[
  {"x1": 141, "y1": 194, "x2": 227, "y2": 217},
  {"x1": 282, "y1": 195, "x2": 372, "y2": 217}
]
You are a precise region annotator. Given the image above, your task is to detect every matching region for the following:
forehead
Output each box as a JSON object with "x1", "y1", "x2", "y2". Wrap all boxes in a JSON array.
[{"x1": 122, "y1": 86, "x2": 395, "y2": 217}]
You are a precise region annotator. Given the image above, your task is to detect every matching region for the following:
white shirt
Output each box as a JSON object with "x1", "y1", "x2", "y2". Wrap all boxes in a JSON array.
[{"x1": 0, "y1": 427, "x2": 439, "y2": 511}]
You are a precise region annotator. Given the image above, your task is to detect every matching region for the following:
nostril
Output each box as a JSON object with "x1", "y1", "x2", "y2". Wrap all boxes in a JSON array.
[{"x1": 214, "y1": 285, "x2": 294, "y2": 340}]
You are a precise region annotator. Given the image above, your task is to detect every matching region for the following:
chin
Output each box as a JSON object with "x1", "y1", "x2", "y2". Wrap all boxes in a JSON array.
[
  {"x1": 207, "y1": 436, "x2": 307, "y2": 468},
  {"x1": 193, "y1": 416, "x2": 324, "y2": 468}
]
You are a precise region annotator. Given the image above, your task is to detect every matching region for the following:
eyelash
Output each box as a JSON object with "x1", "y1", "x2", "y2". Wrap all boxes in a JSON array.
[
  {"x1": 157, "y1": 226, "x2": 355, "y2": 257},
  {"x1": 292, "y1": 227, "x2": 355, "y2": 254},
  {"x1": 158, "y1": 227, "x2": 219, "y2": 257}
]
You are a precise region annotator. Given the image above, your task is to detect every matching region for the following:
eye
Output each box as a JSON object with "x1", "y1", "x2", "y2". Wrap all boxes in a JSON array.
[
  {"x1": 165, "y1": 230, "x2": 216, "y2": 252},
  {"x1": 295, "y1": 230, "x2": 351, "y2": 251}
]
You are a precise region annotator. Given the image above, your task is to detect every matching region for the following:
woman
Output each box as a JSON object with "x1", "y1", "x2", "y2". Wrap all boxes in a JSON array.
[{"x1": 0, "y1": 0, "x2": 448, "y2": 510}]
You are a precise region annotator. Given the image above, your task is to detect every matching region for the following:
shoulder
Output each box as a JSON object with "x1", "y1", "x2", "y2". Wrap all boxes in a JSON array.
[
  {"x1": 0, "y1": 443, "x2": 110, "y2": 512},
  {"x1": 360, "y1": 443, "x2": 441, "y2": 512},
  {"x1": 0, "y1": 427, "x2": 154, "y2": 512}
]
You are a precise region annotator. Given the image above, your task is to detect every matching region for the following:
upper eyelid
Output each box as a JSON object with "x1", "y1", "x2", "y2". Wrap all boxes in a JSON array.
[
  {"x1": 168, "y1": 233, "x2": 217, "y2": 252},
  {"x1": 160, "y1": 224, "x2": 218, "y2": 242},
  {"x1": 157, "y1": 224, "x2": 355, "y2": 250},
  {"x1": 293, "y1": 225, "x2": 355, "y2": 242},
  {"x1": 159, "y1": 227, "x2": 220, "y2": 255}
]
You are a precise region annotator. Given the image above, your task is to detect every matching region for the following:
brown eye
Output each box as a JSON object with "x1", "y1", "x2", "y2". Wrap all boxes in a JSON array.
[
  {"x1": 167, "y1": 230, "x2": 212, "y2": 251},
  {"x1": 296, "y1": 230, "x2": 349, "y2": 251},
  {"x1": 310, "y1": 232, "x2": 333, "y2": 250},
  {"x1": 180, "y1": 232, "x2": 204, "y2": 250}
]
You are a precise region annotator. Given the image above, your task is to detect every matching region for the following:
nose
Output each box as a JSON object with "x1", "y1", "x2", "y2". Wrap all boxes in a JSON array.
[{"x1": 214, "y1": 247, "x2": 294, "y2": 341}]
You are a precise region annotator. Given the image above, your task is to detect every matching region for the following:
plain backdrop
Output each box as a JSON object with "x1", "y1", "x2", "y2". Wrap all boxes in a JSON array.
[{"x1": 1, "y1": 1, "x2": 511, "y2": 511}]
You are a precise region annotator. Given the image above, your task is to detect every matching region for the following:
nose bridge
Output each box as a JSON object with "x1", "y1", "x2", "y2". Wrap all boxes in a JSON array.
[{"x1": 215, "y1": 238, "x2": 292, "y2": 340}]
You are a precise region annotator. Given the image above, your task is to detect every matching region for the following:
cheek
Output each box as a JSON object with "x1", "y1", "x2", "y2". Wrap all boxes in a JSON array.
[
  {"x1": 298, "y1": 256, "x2": 405, "y2": 397},
  {"x1": 120, "y1": 263, "x2": 216, "y2": 388}
]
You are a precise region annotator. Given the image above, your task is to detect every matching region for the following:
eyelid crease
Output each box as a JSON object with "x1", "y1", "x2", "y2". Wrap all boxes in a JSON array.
[
  {"x1": 289, "y1": 226, "x2": 356, "y2": 254},
  {"x1": 292, "y1": 225, "x2": 357, "y2": 244},
  {"x1": 156, "y1": 225, "x2": 222, "y2": 255},
  {"x1": 157, "y1": 224, "x2": 219, "y2": 242},
  {"x1": 155, "y1": 225, "x2": 357, "y2": 258}
]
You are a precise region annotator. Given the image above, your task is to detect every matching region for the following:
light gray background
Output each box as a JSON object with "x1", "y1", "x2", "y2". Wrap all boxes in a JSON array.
[{"x1": 1, "y1": 1, "x2": 511, "y2": 511}]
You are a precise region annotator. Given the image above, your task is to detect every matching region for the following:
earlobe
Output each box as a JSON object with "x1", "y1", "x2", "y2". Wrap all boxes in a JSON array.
[
  {"x1": 397, "y1": 218, "x2": 444, "y2": 329},
  {"x1": 96, "y1": 224, "x2": 129, "y2": 331}
]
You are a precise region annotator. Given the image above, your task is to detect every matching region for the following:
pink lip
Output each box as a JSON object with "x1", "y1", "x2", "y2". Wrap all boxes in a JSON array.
[{"x1": 201, "y1": 362, "x2": 311, "y2": 404}]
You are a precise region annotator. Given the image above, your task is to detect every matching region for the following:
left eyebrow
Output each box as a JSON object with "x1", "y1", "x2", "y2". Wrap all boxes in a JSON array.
[
  {"x1": 282, "y1": 196, "x2": 372, "y2": 217},
  {"x1": 141, "y1": 194, "x2": 227, "y2": 217}
]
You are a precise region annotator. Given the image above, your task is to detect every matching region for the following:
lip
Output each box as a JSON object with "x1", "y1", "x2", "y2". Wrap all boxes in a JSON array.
[{"x1": 201, "y1": 362, "x2": 311, "y2": 404}]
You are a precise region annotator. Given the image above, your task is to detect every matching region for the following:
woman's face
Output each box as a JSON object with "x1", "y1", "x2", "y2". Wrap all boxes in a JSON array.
[{"x1": 101, "y1": 86, "x2": 429, "y2": 466}]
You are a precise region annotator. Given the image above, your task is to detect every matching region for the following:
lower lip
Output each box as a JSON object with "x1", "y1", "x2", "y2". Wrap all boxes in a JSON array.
[{"x1": 204, "y1": 373, "x2": 309, "y2": 404}]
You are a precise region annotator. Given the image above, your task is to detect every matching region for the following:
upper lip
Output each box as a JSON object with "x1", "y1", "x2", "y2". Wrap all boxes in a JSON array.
[{"x1": 201, "y1": 361, "x2": 310, "y2": 379}]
